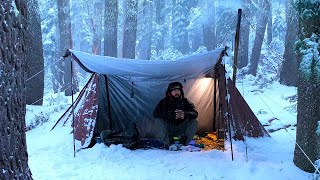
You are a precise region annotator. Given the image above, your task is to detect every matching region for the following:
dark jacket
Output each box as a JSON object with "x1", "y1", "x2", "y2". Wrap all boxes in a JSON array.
[{"x1": 153, "y1": 82, "x2": 198, "y2": 124}]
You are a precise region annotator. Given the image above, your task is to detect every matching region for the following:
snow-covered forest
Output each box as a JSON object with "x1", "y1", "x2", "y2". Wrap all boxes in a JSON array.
[{"x1": 1, "y1": 0, "x2": 320, "y2": 179}]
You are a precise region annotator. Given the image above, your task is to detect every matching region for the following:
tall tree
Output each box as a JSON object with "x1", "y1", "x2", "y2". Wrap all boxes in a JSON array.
[
  {"x1": 122, "y1": 0, "x2": 138, "y2": 59},
  {"x1": 293, "y1": 0, "x2": 320, "y2": 173},
  {"x1": 189, "y1": 1, "x2": 203, "y2": 52},
  {"x1": 248, "y1": 0, "x2": 270, "y2": 76},
  {"x1": 38, "y1": 0, "x2": 59, "y2": 93},
  {"x1": 203, "y1": 0, "x2": 216, "y2": 51},
  {"x1": 280, "y1": 0, "x2": 298, "y2": 86},
  {"x1": 172, "y1": 0, "x2": 190, "y2": 54},
  {"x1": 154, "y1": 0, "x2": 165, "y2": 54},
  {"x1": 137, "y1": 0, "x2": 153, "y2": 60},
  {"x1": 238, "y1": 1, "x2": 251, "y2": 68},
  {"x1": 26, "y1": 0, "x2": 44, "y2": 105},
  {"x1": 57, "y1": 0, "x2": 77, "y2": 96},
  {"x1": 0, "y1": 1, "x2": 32, "y2": 179},
  {"x1": 215, "y1": 1, "x2": 236, "y2": 47},
  {"x1": 90, "y1": 1, "x2": 104, "y2": 55},
  {"x1": 267, "y1": 4, "x2": 272, "y2": 45},
  {"x1": 71, "y1": 1, "x2": 91, "y2": 53},
  {"x1": 104, "y1": 0, "x2": 118, "y2": 57}
]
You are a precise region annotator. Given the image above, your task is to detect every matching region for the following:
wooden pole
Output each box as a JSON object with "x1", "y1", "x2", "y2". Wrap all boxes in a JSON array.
[{"x1": 232, "y1": 9, "x2": 242, "y2": 85}]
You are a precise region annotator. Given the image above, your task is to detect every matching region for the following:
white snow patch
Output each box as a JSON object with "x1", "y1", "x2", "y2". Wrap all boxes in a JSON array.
[
  {"x1": 25, "y1": 76, "x2": 312, "y2": 180},
  {"x1": 10, "y1": 1, "x2": 19, "y2": 17}
]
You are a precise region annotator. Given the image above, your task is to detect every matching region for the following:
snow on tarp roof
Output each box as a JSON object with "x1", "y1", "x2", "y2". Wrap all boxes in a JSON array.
[{"x1": 69, "y1": 48, "x2": 224, "y2": 78}]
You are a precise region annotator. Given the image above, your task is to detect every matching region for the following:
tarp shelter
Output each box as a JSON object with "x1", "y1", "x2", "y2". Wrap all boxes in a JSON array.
[{"x1": 53, "y1": 48, "x2": 269, "y2": 151}]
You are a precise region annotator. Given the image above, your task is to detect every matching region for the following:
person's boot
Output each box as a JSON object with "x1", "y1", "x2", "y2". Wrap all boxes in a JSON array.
[{"x1": 180, "y1": 136, "x2": 188, "y2": 145}]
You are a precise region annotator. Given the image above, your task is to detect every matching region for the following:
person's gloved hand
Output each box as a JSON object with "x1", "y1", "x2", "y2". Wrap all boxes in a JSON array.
[{"x1": 175, "y1": 109, "x2": 185, "y2": 119}]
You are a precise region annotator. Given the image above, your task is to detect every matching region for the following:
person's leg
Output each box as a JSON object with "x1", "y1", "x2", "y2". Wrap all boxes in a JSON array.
[
  {"x1": 153, "y1": 119, "x2": 171, "y2": 146},
  {"x1": 174, "y1": 119, "x2": 198, "y2": 145}
]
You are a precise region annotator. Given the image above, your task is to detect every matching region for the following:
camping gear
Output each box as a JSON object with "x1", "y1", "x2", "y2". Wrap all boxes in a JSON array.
[
  {"x1": 100, "y1": 128, "x2": 139, "y2": 150},
  {"x1": 52, "y1": 47, "x2": 270, "y2": 153}
]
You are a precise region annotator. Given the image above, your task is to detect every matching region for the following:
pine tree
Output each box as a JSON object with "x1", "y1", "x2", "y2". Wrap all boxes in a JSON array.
[
  {"x1": 38, "y1": 0, "x2": 59, "y2": 93},
  {"x1": 280, "y1": 0, "x2": 298, "y2": 86},
  {"x1": 154, "y1": 0, "x2": 165, "y2": 54},
  {"x1": 238, "y1": 0, "x2": 251, "y2": 68},
  {"x1": 57, "y1": 0, "x2": 78, "y2": 96},
  {"x1": 26, "y1": 0, "x2": 44, "y2": 105},
  {"x1": 137, "y1": 0, "x2": 153, "y2": 60},
  {"x1": 248, "y1": 0, "x2": 270, "y2": 76},
  {"x1": 122, "y1": 0, "x2": 138, "y2": 59},
  {"x1": 90, "y1": 1, "x2": 104, "y2": 55},
  {"x1": 203, "y1": 0, "x2": 216, "y2": 51},
  {"x1": 172, "y1": 0, "x2": 190, "y2": 54},
  {"x1": 293, "y1": 0, "x2": 320, "y2": 173},
  {"x1": 104, "y1": 0, "x2": 118, "y2": 57},
  {"x1": 0, "y1": 1, "x2": 32, "y2": 179}
]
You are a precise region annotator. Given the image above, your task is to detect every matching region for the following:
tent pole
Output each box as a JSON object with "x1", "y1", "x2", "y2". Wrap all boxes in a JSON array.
[
  {"x1": 70, "y1": 58, "x2": 76, "y2": 158},
  {"x1": 213, "y1": 78, "x2": 217, "y2": 132},
  {"x1": 227, "y1": 92, "x2": 234, "y2": 161},
  {"x1": 225, "y1": 64, "x2": 234, "y2": 160},
  {"x1": 51, "y1": 74, "x2": 95, "y2": 131},
  {"x1": 232, "y1": 9, "x2": 242, "y2": 85}
]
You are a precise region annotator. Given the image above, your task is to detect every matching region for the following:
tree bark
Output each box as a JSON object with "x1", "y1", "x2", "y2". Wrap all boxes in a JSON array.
[
  {"x1": 172, "y1": 0, "x2": 189, "y2": 54},
  {"x1": 267, "y1": 5, "x2": 272, "y2": 45},
  {"x1": 280, "y1": 1, "x2": 298, "y2": 86},
  {"x1": 238, "y1": 4, "x2": 250, "y2": 68},
  {"x1": 293, "y1": 0, "x2": 320, "y2": 173},
  {"x1": 155, "y1": 0, "x2": 165, "y2": 54},
  {"x1": 26, "y1": 0, "x2": 44, "y2": 105},
  {"x1": 122, "y1": 0, "x2": 138, "y2": 59},
  {"x1": 189, "y1": 1, "x2": 203, "y2": 52},
  {"x1": 248, "y1": 0, "x2": 270, "y2": 76},
  {"x1": 104, "y1": 0, "x2": 118, "y2": 57},
  {"x1": 0, "y1": 1, "x2": 32, "y2": 179},
  {"x1": 137, "y1": 0, "x2": 153, "y2": 60},
  {"x1": 91, "y1": 1, "x2": 103, "y2": 55},
  {"x1": 57, "y1": 0, "x2": 78, "y2": 96},
  {"x1": 203, "y1": 0, "x2": 216, "y2": 51}
]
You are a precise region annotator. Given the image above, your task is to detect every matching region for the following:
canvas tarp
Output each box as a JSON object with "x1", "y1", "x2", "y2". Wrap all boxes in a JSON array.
[
  {"x1": 69, "y1": 49, "x2": 223, "y2": 80},
  {"x1": 57, "y1": 48, "x2": 269, "y2": 150}
]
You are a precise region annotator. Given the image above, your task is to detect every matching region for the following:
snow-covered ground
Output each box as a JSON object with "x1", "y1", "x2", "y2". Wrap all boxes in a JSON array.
[{"x1": 26, "y1": 75, "x2": 313, "y2": 180}]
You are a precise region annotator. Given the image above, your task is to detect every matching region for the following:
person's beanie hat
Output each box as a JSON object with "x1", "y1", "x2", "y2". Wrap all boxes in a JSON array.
[
  {"x1": 166, "y1": 82, "x2": 184, "y2": 97},
  {"x1": 168, "y1": 82, "x2": 183, "y2": 91}
]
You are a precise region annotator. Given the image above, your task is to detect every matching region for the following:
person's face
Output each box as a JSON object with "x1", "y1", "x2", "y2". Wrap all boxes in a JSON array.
[{"x1": 170, "y1": 89, "x2": 181, "y2": 99}]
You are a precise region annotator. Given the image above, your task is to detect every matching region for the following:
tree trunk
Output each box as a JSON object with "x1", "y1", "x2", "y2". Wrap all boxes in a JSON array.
[
  {"x1": 0, "y1": 1, "x2": 32, "y2": 179},
  {"x1": 57, "y1": 0, "x2": 78, "y2": 96},
  {"x1": 52, "y1": 39, "x2": 62, "y2": 93},
  {"x1": 190, "y1": 29, "x2": 202, "y2": 52},
  {"x1": 267, "y1": 5, "x2": 272, "y2": 45},
  {"x1": 122, "y1": 0, "x2": 138, "y2": 59},
  {"x1": 71, "y1": 2, "x2": 91, "y2": 53},
  {"x1": 189, "y1": 1, "x2": 202, "y2": 52},
  {"x1": 293, "y1": 0, "x2": 320, "y2": 173},
  {"x1": 137, "y1": 0, "x2": 153, "y2": 60},
  {"x1": 280, "y1": 1, "x2": 298, "y2": 86},
  {"x1": 26, "y1": 0, "x2": 44, "y2": 105},
  {"x1": 248, "y1": 0, "x2": 270, "y2": 76},
  {"x1": 172, "y1": 0, "x2": 189, "y2": 54},
  {"x1": 238, "y1": 2, "x2": 250, "y2": 68},
  {"x1": 203, "y1": 0, "x2": 216, "y2": 51},
  {"x1": 104, "y1": 0, "x2": 118, "y2": 57},
  {"x1": 38, "y1": 1, "x2": 60, "y2": 92},
  {"x1": 91, "y1": 1, "x2": 103, "y2": 55},
  {"x1": 155, "y1": 0, "x2": 165, "y2": 54}
]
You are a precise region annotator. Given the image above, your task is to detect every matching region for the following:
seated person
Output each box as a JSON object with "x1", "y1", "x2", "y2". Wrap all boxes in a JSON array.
[{"x1": 153, "y1": 81, "x2": 198, "y2": 147}]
